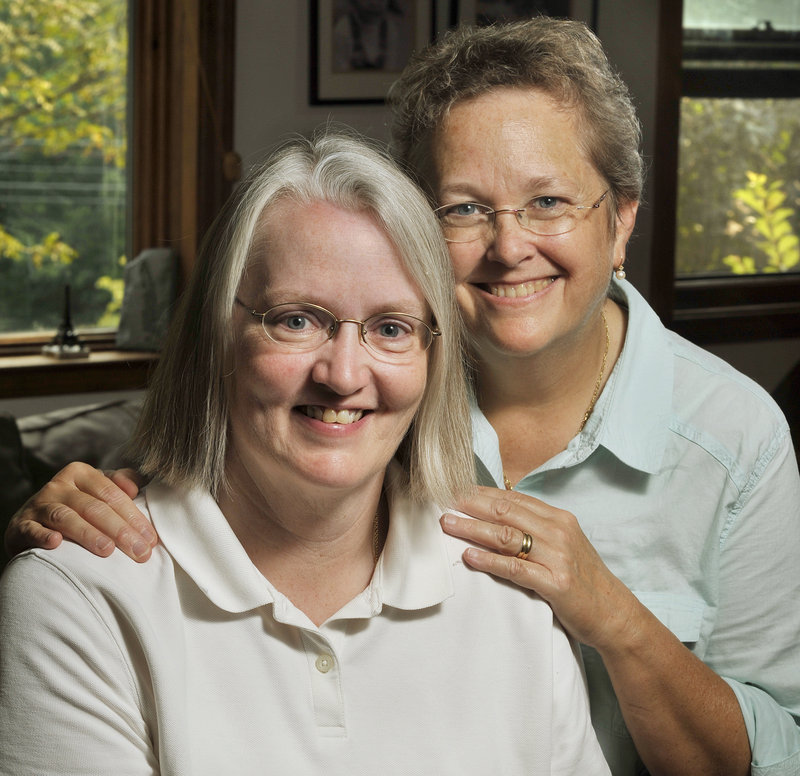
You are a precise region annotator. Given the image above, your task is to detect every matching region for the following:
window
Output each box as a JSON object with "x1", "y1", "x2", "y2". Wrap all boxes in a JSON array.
[
  {"x1": 0, "y1": 0, "x2": 235, "y2": 395},
  {"x1": 0, "y1": 0, "x2": 129, "y2": 336},
  {"x1": 650, "y1": 0, "x2": 800, "y2": 341}
]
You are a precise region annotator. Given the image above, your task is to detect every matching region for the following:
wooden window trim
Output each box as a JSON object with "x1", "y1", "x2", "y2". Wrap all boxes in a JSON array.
[
  {"x1": 0, "y1": 0, "x2": 236, "y2": 398},
  {"x1": 649, "y1": 0, "x2": 800, "y2": 345}
]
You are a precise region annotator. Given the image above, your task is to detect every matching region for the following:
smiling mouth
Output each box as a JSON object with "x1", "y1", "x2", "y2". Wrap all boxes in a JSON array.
[
  {"x1": 300, "y1": 406, "x2": 366, "y2": 424},
  {"x1": 483, "y1": 277, "x2": 557, "y2": 298}
]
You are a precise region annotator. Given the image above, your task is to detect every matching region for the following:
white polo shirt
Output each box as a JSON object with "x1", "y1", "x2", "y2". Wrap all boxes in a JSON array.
[{"x1": 0, "y1": 465, "x2": 610, "y2": 775}]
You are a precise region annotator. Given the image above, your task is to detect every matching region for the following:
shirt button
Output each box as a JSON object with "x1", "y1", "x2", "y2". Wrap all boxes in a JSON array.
[{"x1": 315, "y1": 654, "x2": 334, "y2": 673}]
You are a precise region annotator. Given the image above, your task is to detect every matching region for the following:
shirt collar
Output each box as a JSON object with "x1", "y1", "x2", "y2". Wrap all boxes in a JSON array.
[
  {"x1": 145, "y1": 462, "x2": 455, "y2": 617},
  {"x1": 145, "y1": 482, "x2": 276, "y2": 613},
  {"x1": 596, "y1": 278, "x2": 672, "y2": 473}
]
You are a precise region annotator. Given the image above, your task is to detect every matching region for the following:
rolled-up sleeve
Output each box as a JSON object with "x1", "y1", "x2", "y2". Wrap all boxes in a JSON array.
[{"x1": 711, "y1": 430, "x2": 800, "y2": 772}]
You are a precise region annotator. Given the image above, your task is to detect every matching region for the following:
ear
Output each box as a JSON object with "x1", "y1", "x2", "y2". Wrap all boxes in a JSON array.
[{"x1": 613, "y1": 199, "x2": 639, "y2": 265}]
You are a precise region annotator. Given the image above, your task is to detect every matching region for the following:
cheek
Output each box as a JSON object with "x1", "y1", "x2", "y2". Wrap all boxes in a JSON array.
[
  {"x1": 231, "y1": 345, "x2": 306, "y2": 412},
  {"x1": 447, "y1": 243, "x2": 481, "y2": 283},
  {"x1": 383, "y1": 360, "x2": 429, "y2": 419}
]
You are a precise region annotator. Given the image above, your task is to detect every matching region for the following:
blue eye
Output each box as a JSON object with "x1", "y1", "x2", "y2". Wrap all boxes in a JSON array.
[
  {"x1": 285, "y1": 315, "x2": 309, "y2": 330},
  {"x1": 365, "y1": 315, "x2": 418, "y2": 352},
  {"x1": 437, "y1": 202, "x2": 489, "y2": 221},
  {"x1": 378, "y1": 322, "x2": 401, "y2": 338},
  {"x1": 267, "y1": 307, "x2": 328, "y2": 335},
  {"x1": 532, "y1": 196, "x2": 561, "y2": 210},
  {"x1": 372, "y1": 317, "x2": 413, "y2": 339}
]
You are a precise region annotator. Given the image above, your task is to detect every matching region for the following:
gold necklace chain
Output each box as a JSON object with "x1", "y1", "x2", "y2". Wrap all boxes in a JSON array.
[
  {"x1": 577, "y1": 309, "x2": 609, "y2": 435},
  {"x1": 372, "y1": 494, "x2": 386, "y2": 562},
  {"x1": 373, "y1": 509, "x2": 380, "y2": 562},
  {"x1": 503, "y1": 310, "x2": 610, "y2": 491}
]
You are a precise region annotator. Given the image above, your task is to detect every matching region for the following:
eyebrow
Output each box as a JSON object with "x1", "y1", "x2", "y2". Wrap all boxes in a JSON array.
[
  {"x1": 248, "y1": 295, "x2": 430, "y2": 317},
  {"x1": 437, "y1": 175, "x2": 573, "y2": 203}
]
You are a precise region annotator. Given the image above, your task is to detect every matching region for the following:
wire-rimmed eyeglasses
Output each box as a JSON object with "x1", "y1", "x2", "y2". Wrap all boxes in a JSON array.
[
  {"x1": 236, "y1": 299, "x2": 440, "y2": 361},
  {"x1": 434, "y1": 190, "x2": 609, "y2": 243}
]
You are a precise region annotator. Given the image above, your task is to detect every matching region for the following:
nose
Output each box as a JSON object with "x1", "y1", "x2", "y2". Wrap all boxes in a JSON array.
[
  {"x1": 310, "y1": 321, "x2": 371, "y2": 395},
  {"x1": 486, "y1": 210, "x2": 537, "y2": 267}
]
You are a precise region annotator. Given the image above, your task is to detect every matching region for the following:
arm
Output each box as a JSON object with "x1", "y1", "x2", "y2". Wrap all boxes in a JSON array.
[
  {"x1": 0, "y1": 553, "x2": 159, "y2": 774},
  {"x1": 441, "y1": 487, "x2": 752, "y2": 776},
  {"x1": 4, "y1": 463, "x2": 156, "y2": 562}
]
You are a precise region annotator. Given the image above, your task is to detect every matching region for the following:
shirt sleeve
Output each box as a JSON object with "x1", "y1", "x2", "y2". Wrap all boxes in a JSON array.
[
  {"x1": 0, "y1": 553, "x2": 159, "y2": 776},
  {"x1": 707, "y1": 428, "x2": 800, "y2": 773},
  {"x1": 550, "y1": 619, "x2": 612, "y2": 776}
]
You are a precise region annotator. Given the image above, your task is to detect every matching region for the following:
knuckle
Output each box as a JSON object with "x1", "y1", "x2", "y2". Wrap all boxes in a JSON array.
[
  {"x1": 490, "y1": 497, "x2": 513, "y2": 519},
  {"x1": 506, "y1": 556, "x2": 526, "y2": 576},
  {"x1": 81, "y1": 498, "x2": 111, "y2": 524},
  {"x1": 56, "y1": 461, "x2": 93, "y2": 479},
  {"x1": 498, "y1": 524, "x2": 518, "y2": 550},
  {"x1": 44, "y1": 503, "x2": 76, "y2": 530}
]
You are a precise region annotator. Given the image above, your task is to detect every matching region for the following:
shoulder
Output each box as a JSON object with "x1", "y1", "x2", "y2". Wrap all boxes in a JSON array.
[
  {"x1": 620, "y1": 280, "x2": 790, "y2": 459},
  {"x1": 666, "y1": 329, "x2": 790, "y2": 451},
  {"x1": 1, "y1": 499, "x2": 178, "y2": 637},
  {"x1": 439, "y1": 513, "x2": 555, "y2": 620}
]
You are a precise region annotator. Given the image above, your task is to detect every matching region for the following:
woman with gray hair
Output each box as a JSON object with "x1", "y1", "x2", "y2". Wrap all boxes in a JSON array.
[
  {"x1": 0, "y1": 131, "x2": 611, "y2": 774},
  {"x1": 9, "y1": 17, "x2": 800, "y2": 776}
]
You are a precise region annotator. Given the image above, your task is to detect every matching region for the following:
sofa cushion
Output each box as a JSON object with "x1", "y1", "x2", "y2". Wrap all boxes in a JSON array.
[{"x1": 18, "y1": 398, "x2": 143, "y2": 472}]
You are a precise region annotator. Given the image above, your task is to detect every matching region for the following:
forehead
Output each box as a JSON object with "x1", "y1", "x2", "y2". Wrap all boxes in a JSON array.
[
  {"x1": 432, "y1": 87, "x2": 597, "y2": 193},
  {"x1": 242, "y1": 199, "x2": 425, "y2": 309}
]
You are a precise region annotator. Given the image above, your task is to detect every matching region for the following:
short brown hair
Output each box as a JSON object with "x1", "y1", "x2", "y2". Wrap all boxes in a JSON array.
[{"x1": 388, "y1": 17, "x2": 643, "y2": 212}]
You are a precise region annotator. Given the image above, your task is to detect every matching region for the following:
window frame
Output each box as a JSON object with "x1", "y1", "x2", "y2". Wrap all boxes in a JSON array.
[
  {"x1": 649, "y1": 0, "x2": 800, "y2": 344},
  {"x1": 0, "y1": 0, "x2": 235, "y2": 397}
]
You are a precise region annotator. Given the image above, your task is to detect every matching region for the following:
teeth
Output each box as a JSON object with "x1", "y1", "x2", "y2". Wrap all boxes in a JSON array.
[
  {"x1": 301, "y1": 406, "x2": 364, "y2": 424},
  {"x1": 488, "y1": 278, "x2": 555, "y2": 297}
]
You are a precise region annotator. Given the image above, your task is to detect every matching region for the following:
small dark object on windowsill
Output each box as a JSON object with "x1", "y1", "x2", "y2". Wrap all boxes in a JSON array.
[{"x1": 42, "y1": 285, "x2": 90, "y2": 360}]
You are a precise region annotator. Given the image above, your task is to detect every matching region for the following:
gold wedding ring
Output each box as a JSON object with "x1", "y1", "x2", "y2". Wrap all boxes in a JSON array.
[{"x1": 516, "y1": 532, "x2": 533, "y2": 560}]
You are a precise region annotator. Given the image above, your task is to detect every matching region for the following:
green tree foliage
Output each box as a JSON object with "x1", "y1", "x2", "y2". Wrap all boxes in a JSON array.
[
  {"x1": 677, "y1": 97, "x2": 800, "y2": 277},
  {"x1": 723, "y1": 172, "x2": 799, "y2": 274},
  {"x1": 0, "y1": 0, "x2": 127, "y2": 333}
]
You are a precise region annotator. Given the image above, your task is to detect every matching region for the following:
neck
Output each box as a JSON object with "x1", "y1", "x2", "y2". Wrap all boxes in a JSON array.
[
  {"x1": 476, "y1": 299, "x2": 625, "y2": 480},
  {"x1": 219, "y1": 455, "x2": 386, "y2": 625}
]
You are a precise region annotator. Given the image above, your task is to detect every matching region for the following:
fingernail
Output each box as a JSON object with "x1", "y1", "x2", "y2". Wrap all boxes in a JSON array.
[
  {"x1": 131, "y1": 539, "x2": 149, "y2": 558},
  {"x1": 441, "y1": 514, "x2": 456, "y2": 528},
  {"x1": 96, "y1": 536, "x2": 113, "y2": 552}
]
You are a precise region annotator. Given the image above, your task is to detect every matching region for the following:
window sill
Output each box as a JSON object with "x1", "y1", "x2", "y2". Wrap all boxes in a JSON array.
[
  {"x1": 0, "y1": 350, "x2": 157, "y2": 399},
  {"x1": 671, "y1": 275, "x2": 800, "y2": 344}
]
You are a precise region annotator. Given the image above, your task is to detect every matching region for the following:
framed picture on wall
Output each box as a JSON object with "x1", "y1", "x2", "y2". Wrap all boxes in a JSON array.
[
  {"x1": 447, "y1": 0, "x2": 594, "y2": 29},
  {"x1": 311, "y1": 1, "x2": 435, "y2": 104}
]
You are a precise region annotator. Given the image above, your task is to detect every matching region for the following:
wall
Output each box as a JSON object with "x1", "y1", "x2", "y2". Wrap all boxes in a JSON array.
[{"x1": 233, "y1": 0, "x2": 393, "y2": 168}]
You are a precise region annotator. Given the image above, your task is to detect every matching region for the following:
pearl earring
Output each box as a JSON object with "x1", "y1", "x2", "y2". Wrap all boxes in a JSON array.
[{"x1": 615, "y1": 261, "x2": 626, "y2": 280}]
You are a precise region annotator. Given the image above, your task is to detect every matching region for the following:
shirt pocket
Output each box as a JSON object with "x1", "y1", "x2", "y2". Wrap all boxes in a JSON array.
[{"x1": 633, "y1": 591, "x2": 706, "y2": 644}]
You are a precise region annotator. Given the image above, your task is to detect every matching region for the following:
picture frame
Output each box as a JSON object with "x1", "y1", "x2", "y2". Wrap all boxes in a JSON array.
[{"x1": 310, "y1": 1, "x2": 435, "y2": 104}]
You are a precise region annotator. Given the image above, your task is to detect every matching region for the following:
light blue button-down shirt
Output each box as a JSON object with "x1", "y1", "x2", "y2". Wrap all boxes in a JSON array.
[{"x1": 471, "y1": 279, "x2": 800, "y2": 775}]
